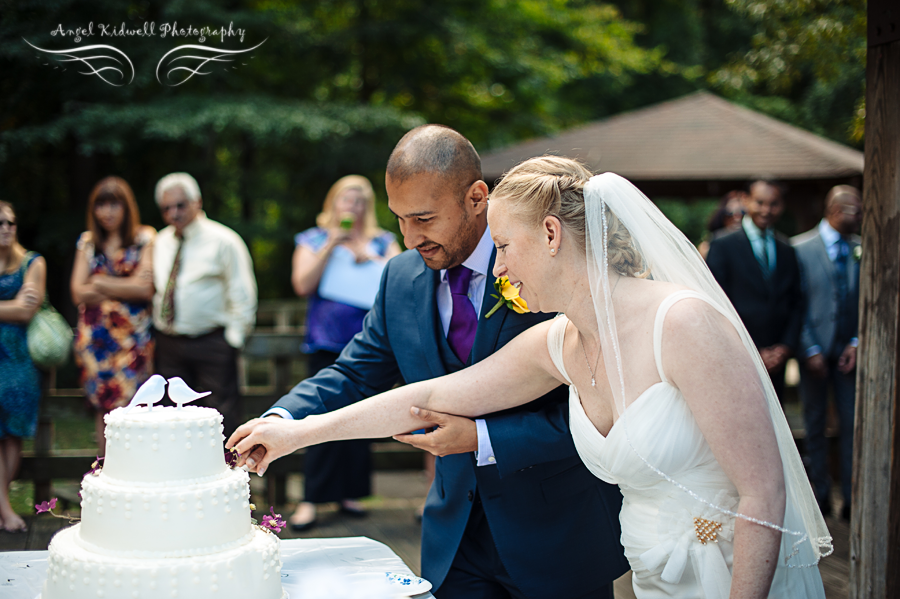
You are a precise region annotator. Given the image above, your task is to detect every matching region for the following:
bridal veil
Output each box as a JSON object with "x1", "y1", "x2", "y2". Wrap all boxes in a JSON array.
[{"x1": 583, "y1": 173, "x2": 832, "y2": 567}]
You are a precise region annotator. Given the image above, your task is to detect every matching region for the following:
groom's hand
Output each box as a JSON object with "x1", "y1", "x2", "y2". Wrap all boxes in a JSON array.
[{"x1": 393, "y1": 408, "x2": 478, "y2": 457}]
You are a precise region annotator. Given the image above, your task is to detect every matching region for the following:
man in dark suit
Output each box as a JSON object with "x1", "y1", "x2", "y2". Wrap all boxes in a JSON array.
[
  {"x1": 706, "y1": 180, "x2": 803, "y2": 400},
  {"x1": 792, "y1": 185, "x2": 862, "y2": 520},
  {"x1": 242, "y1": 125, "x2": 628, "y2": 598}
]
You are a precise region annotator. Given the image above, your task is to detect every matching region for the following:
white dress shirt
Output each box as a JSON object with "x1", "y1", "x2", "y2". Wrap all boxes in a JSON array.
[
  {"x1": 153, "y1": 213, "x2": 257, "y2": 348},
  {"x1": 267, "y1": 226, "x2": 499, "y2": 467},
  {"x1": 436, "y1": 227, "x2": 497, "y2": 466},
  {"x1": 742, "y1": 215, "x2": 777, "y2": 274}
]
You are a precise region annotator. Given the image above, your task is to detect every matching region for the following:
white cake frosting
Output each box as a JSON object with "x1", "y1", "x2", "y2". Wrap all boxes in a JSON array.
[{"x1": 42, "y1": 406, "x2": 285, "y2": 599}]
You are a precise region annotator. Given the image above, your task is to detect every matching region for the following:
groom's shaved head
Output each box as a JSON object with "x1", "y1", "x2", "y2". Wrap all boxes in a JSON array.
[{"x1": 387, "y1": 125, "x2": 482, "y2": 198}]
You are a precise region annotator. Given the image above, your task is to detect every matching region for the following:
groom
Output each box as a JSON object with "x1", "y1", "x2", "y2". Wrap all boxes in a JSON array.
[{"x1": 248, "y1": 125, "x2": 628, "y2": 598}]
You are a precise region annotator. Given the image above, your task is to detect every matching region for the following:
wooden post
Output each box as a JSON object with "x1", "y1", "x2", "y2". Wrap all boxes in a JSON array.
[{"x1": 850, "y1": 2, "x2": 900, "y2": 596}]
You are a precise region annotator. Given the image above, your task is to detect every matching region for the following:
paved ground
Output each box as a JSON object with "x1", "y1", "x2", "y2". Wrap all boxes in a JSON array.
[{"x1": 1, "y1": 471, "x2": 851, "y2": 598}]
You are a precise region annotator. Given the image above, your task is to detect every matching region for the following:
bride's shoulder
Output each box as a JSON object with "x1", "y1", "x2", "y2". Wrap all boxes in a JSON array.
[{"x1": 659, "y1": 292, "x2": 733, "y2": 342}]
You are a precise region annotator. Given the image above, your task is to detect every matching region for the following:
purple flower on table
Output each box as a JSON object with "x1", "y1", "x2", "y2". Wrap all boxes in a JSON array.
[
  {"x1": 261, "y1": 507, "x2": 286, "y2": 534},
  {"x1": 35, "y1": 498, "x2": 58, "y2": 514}
]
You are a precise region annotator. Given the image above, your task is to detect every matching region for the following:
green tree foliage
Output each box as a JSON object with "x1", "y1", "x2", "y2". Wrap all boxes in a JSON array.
[
  {"x1": 0, "y1": 0, "x2": 659, "y2": 301},
  {"x1": 710, "y1": 0, "x2": 866, "y2": 145}
]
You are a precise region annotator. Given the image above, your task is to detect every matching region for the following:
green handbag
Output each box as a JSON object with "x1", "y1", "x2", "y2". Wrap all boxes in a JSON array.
[{"x1": 20, "y1": 252, "x2": 73, "y2": 369}]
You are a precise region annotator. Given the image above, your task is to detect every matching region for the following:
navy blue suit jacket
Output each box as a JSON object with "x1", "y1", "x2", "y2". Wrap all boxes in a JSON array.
[
  {"x1": 707, "y1": 227, "x2": 803, "y2": 352},
  {"x1": 272, "y1": 249, "x2": 628, "y2": 598}
]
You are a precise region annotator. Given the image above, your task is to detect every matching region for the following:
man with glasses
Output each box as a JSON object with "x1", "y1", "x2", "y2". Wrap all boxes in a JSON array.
[
  {"x1": 792, "y1": 185, "x2": 862, "y2": 520},
  {"x1": 152, "y1": 173, "x2": 257, "y2": 436}
]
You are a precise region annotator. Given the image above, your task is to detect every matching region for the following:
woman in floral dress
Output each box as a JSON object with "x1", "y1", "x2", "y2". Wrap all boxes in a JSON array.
[
  {"x1": 70, "y1": 177, "x2": 155, "y2": 454},
  {"x1": 0, "y1": 200, "x2": 46, "y2": 532}
]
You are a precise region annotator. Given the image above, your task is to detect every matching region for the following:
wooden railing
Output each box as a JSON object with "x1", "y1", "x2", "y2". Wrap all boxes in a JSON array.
[
  {"x1": 19, "y1": 300, "x2": 425, "y2": 505},
  {"x1": 17, "y1": 300, "x2": 835, "y2": 506}
]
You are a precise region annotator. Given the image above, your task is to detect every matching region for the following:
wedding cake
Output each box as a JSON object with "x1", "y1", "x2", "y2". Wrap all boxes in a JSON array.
[{"x1": 41, "y1": 405, "x2": 285, "y2": 599}]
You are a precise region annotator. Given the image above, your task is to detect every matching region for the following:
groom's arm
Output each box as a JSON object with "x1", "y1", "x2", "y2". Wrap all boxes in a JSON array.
[
  {"x1": 266, "y1": 262, "x2": 402, "y2": 420},
  {"x1": 481, "y1": 385, "x2": 576, "y2": 478}
]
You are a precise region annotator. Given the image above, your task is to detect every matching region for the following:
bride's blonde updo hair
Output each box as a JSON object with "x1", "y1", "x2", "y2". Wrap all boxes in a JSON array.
[{"x1": 490, "y1": 155, "x2": 648, "y2": 277}]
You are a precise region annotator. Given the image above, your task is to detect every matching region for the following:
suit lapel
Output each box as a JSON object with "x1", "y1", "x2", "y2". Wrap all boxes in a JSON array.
[
  {"x1": 736, "y1": 229, "x2": 770, "y2": 290},
  {"x1": 810, "y1": 234, "x2": 836, "y2": 280},
  {"x1": 472, "y1": 248, "x2": 508, "y2": 362},
  {"x1": 413, "y1": 262, "x2": 447, "y2": 378}
]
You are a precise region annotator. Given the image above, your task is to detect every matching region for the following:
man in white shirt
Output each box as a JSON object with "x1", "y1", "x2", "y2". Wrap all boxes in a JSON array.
[
  {"x1": 792, "y1": 185, "x2": 862, "y2": 520},
  {"x1": 152, "y1": 172, "x2": 257, "y2": 436}
]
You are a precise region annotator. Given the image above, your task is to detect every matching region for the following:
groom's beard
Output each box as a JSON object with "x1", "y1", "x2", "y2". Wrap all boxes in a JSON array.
[{"x1": 416, "y1": 213, "x2": 479, "y2": 271}]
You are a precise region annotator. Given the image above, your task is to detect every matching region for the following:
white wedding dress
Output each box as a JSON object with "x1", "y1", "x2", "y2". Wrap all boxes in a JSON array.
[{"x1": 547, "y1": 291, "x2": 826, "y2": 599}]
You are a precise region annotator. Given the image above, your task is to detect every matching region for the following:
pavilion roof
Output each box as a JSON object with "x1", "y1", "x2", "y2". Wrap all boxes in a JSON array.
[{"x1": 481, "y1": 91, "x2": 864, "y2": 183}]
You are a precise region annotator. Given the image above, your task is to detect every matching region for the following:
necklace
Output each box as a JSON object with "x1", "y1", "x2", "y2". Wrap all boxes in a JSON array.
[
  {"x1": 579, "y1": 275, "x2": 621, "y2": 387},
  {"x1": 580, "y1": 335, "x2": 601, "y2": 387}
]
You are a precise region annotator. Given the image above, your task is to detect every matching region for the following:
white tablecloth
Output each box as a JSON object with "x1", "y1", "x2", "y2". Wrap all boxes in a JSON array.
[{"x1": 0, "y1": 536, "x2": 434, "y2": 599}]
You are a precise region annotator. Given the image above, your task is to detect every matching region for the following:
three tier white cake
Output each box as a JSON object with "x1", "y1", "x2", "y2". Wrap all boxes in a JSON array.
[{"x1": 41, "y1": 405, "x2": 285, "y2": 599}]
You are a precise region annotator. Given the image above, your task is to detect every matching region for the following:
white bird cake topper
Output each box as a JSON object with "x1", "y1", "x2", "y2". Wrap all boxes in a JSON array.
[
  {"x1": 123, "y1": 374, "x2": 167, "y2": 414},
  {"x1": 167, "y1": 377, "x2": 211, "y2": 409}
]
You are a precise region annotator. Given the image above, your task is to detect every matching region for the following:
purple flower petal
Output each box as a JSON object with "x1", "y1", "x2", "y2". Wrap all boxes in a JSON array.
[{"x1": 35, "y1": 497, "x2": 58, "y2": 514}]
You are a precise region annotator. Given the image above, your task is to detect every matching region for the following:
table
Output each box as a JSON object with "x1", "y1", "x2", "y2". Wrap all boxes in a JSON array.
[{"x1": 0, "y1": 536, "x2": 435, "y2": 599}]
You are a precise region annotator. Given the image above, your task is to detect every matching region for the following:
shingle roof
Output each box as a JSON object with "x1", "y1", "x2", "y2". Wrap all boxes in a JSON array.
[{"x1": 481, "y1": 91, "x2": 864, "y2": 183}]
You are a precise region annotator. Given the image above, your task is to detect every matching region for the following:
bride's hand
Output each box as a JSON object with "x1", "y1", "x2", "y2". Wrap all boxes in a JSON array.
[{"x1": 226, "y1": 416, "x2": 308, "y2": 476}]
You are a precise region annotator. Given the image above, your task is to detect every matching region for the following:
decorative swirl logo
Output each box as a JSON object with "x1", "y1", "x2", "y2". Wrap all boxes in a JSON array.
[
  {"x1": 155, "y1": 39, "x2": 266, "y2": 86},
  {"x1": 24, "y1": 39, "x2": 134, "y2": 86}
]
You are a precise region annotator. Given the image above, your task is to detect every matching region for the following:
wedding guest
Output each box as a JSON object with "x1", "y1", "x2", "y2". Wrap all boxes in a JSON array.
[
  {"x1": 245, "y1": 126, "x2": 628, "y2": 598},
  {"x1": 288, "y1": 175, "x2": 401, "y2": 530},
  {"x1": 71, "y1": 177, "x2": 156, "y2": 455},
  {"x1": 707, "y1": 180, "x2": 803, "y2": 400},
  {"x1": 698, "y1": 190, "x2": 745, "y2": 259},
  {"x1": 152, "y1": 173, "x2": 257, "y2": 436},
  {"x1": 792, "y1": 185, "x2": 862, "y2": 520},
  {"x1": 0, "y1": 201, "x2": 46, "y2": 532}
]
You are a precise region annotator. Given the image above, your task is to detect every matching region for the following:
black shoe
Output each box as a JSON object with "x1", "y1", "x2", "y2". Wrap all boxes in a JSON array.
[
  {"x1": 290, "y1": 518, "x2": 316, "y2": 532},
  {"x1": 289, "y1": 503, "x2": 317, "y2": 531},
  {"x1": 339, "y1": 501, "x2": 367, "y2": 518}
]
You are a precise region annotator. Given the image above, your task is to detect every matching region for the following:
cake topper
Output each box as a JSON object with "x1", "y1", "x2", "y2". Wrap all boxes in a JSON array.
[
  {"x1": 123, "y1": 374, "x2": 167, "y2": 413},
  {"x1": 167, "y1": 376, "x2": 211, "y2": 409}
]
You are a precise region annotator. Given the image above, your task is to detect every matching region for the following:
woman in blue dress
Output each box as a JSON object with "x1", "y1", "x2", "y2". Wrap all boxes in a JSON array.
[
  {"x1": 0, "y1": 201, "x2": 46, "y2": 532},
  {"x1": 287, "y1": 175, "x2": 401, "y2": 530}
]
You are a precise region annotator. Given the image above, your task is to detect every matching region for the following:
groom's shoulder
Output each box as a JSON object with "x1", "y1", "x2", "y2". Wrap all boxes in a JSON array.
[
  {"x1": 380, "y1": 249, "x2": 428, "y2": 293},
  {"x1": 386, "y1": 248, "x2": 426, "y2": 277}
]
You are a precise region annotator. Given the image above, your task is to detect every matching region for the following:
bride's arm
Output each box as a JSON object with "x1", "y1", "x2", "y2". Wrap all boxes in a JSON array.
[
  {"x1": 663, "y1": 299, "x2": 784, "y2": 599},
  {"x1": 227, "y1": 318, "x2": 564, "y2": 474}
]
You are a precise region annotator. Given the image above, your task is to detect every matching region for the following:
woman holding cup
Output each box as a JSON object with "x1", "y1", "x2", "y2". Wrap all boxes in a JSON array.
[{"x1": 287, "y1": 175, "x2": 401, "y2": 530}]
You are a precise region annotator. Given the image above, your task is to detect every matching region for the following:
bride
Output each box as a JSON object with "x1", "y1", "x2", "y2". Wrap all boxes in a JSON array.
[{"x1": 229, "y1": 156, "x2": 830, "y2": 598}]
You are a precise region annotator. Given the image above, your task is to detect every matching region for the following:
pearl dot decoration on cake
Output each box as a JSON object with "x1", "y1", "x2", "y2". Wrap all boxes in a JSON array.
[{"x1": 41, "y1": 406, "x2": 283, "y2": 599}]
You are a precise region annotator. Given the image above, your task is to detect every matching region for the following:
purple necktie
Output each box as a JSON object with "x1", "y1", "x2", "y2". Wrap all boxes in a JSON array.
[{"x1": 447, "y1": 265, "x2": 478, "y2": 363}]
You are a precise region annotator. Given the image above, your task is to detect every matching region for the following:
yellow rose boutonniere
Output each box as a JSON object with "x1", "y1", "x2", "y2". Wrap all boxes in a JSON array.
[{"x1": 485, "y1": 276, "x2": 528, "y2": 318}]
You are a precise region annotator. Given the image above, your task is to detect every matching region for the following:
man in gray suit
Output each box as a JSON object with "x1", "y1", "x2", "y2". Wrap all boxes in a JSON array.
[{"x1": 792, "y1": 185, "x2": 862, "y2": 520}]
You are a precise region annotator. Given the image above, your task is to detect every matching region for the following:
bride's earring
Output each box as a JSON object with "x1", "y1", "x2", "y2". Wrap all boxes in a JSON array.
[{"x1": 550, "y1": 248, "x2": 557, "y2": 255}]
